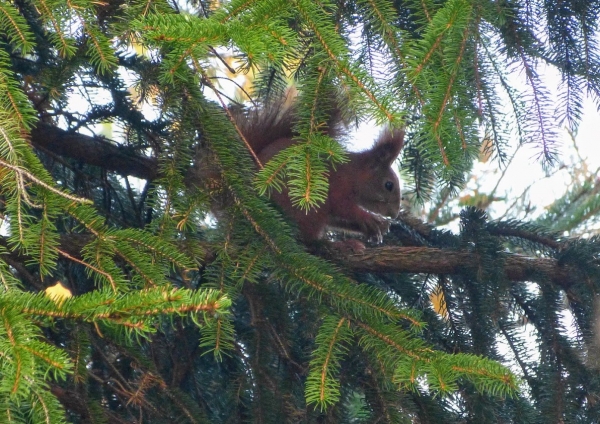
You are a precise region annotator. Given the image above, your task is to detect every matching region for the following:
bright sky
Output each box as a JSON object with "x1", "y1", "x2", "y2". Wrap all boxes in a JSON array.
[{"x1": 349, "y1": 64, "x2": 600, "y2": 229}]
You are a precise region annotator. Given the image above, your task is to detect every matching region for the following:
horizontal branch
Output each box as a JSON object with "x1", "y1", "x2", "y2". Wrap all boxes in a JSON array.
[
  {"x1": 30, "y1": 123, "x2": 159, "y2": 180},
  {"x1": 327, "y1": 246, "x2": 579, "y2": 290},
  {"x1": 1, "y1": 232, "x2": 579, "y2": 293}
]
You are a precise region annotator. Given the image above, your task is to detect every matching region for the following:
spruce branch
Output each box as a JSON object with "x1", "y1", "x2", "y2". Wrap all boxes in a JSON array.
[
  {"x1": 0, "y1": 158, "x2": 92, "y2": 205},
  {"x1": 4, "y1": 0, "x2": 600, "y2": 420},
  {"x1": 305, "y1": 315, "x2": 352, "y2": 408},
  {"x1": 292, "y1": 0, "x2": 399, "y2": 124},
  {"x1": 33, "y1": 0, "x2": 77, "y2": 58},
  {"x1": 0, "y1": 2, "x2": 35, "y2": 55},
  {"x1": 326, "y1": 245, "x2": 581, "y2": 290},
  {"x1": 2, "y1": 220, "x2": 583, "y2": 291},
  {"x1": 57, "y1": 249, "x2": 117, "y2": 292}
]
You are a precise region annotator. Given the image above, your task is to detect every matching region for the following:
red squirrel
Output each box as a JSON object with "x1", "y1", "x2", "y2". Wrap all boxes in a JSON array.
[{"x1": 237, "y1": 105, "x2": 404, "y2": 243}]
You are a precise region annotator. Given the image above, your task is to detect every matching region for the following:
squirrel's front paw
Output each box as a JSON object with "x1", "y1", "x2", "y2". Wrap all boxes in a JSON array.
[{"x1": 361, "y1": 213, "x2": 390, "y2": 244}]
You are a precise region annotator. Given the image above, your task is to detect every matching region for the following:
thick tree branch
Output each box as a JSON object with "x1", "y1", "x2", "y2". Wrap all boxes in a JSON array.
[
  {"x1": 30, "y1": 123, "x2": 159, "y2": 180},
  {"x1": 327, "y1": 246, "x2": 580, "y2": 290},
  {"x1": 1, "y1": 233, "x2": 580, "y2": 292}
]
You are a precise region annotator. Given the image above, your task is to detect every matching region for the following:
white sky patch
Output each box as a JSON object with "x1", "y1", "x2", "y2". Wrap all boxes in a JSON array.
[{"x1": 0, "y1": 215, "x2": 9, "y2": 237}]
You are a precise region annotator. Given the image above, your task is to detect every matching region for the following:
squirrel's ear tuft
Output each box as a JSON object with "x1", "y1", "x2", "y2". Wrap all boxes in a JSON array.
[{"x1": 370, "y1": 128, "x2": 404, "y2": 166}]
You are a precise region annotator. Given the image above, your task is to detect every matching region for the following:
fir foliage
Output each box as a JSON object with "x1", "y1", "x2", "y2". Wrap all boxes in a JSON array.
[{"x1": 0, "y1": 0, "x2": 599, "y2": 422}]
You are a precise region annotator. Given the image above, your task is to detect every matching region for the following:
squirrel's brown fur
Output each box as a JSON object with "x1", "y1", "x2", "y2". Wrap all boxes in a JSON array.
[{"x1": 236, "y1": 103, "x2": 404, "y2": 243}]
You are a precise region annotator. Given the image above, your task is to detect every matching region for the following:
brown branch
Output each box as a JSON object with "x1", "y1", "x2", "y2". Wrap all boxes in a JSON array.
[
  {"x1": 0, "y1": 227, "x2": 582, "y2": 293},
  {"x1": 29, "y1": 123, "x2": 159, "y2": 180},
  {"x1": 53, "y1": 233, "x2": 585, "y2": 293},
  {"x1": 326, "y1": 245, "x2": 580, "y2": 290}
]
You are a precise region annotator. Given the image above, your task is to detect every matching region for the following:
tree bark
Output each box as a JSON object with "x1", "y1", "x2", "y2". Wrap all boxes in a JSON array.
[
  {"x1": 325, "y1": 246, "x2": 579, "y2": 290},
  {"x1": 30, "y1": 123, "x2": 158, "y2": 180}
]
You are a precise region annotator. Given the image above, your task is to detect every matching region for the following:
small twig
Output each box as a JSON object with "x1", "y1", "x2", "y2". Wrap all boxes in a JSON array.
[
  {"x1": 489, "y1": 142, "x2": 523, "y2": 200},
  {"x1": 208, "y1": 75, "x2": 257, "y2": 106},
  {"x1": 57, "y1": 249, "x2": 117, "y2": 292},
  {"x1": 208, "y1": 47, "x2": 236, "y2": 74},
  {"x1": 0, "y1": 158, "x2": 93, "y2": 205},
  {"x1": 3, "y1": 256, "x2": 43, "y2": 290},
  {"x1": 567, "y1": 127, "x2": 586, "y2": 166},
  {"x1": 427, "y1": 188, "x2": 451, "y2": 224},
  {"x1": 193, "y1": 60, "x2": 263, "y2": 168}
]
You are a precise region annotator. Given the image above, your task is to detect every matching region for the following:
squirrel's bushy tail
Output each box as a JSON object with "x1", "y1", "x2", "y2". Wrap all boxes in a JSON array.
[
  {"x1": 234, "y1": 99, "x2": 346, "y2": 156},
  {"x1": 234, "y1": 102, "x2": 297, "y2": 155}
]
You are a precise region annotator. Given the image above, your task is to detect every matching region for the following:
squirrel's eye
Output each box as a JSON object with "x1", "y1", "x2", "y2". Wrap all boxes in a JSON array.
[{"x1": 385, "y1": 181, "x2": 394, "y2": 191}]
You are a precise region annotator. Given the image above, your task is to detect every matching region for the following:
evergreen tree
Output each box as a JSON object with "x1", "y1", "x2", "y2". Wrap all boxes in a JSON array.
[{"x1": 0, "y1": 0, "x2": 599, "y2": 422}]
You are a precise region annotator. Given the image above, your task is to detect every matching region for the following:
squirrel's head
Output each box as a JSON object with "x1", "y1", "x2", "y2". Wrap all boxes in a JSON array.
[{"x1": 355, "y1": 128, "x2": 404, "y2": 218}]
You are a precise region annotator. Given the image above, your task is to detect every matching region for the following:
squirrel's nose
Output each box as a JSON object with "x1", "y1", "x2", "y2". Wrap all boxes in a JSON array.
[{"x1": 386, "y1": 199, "x2": 400, "y2": 218}]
